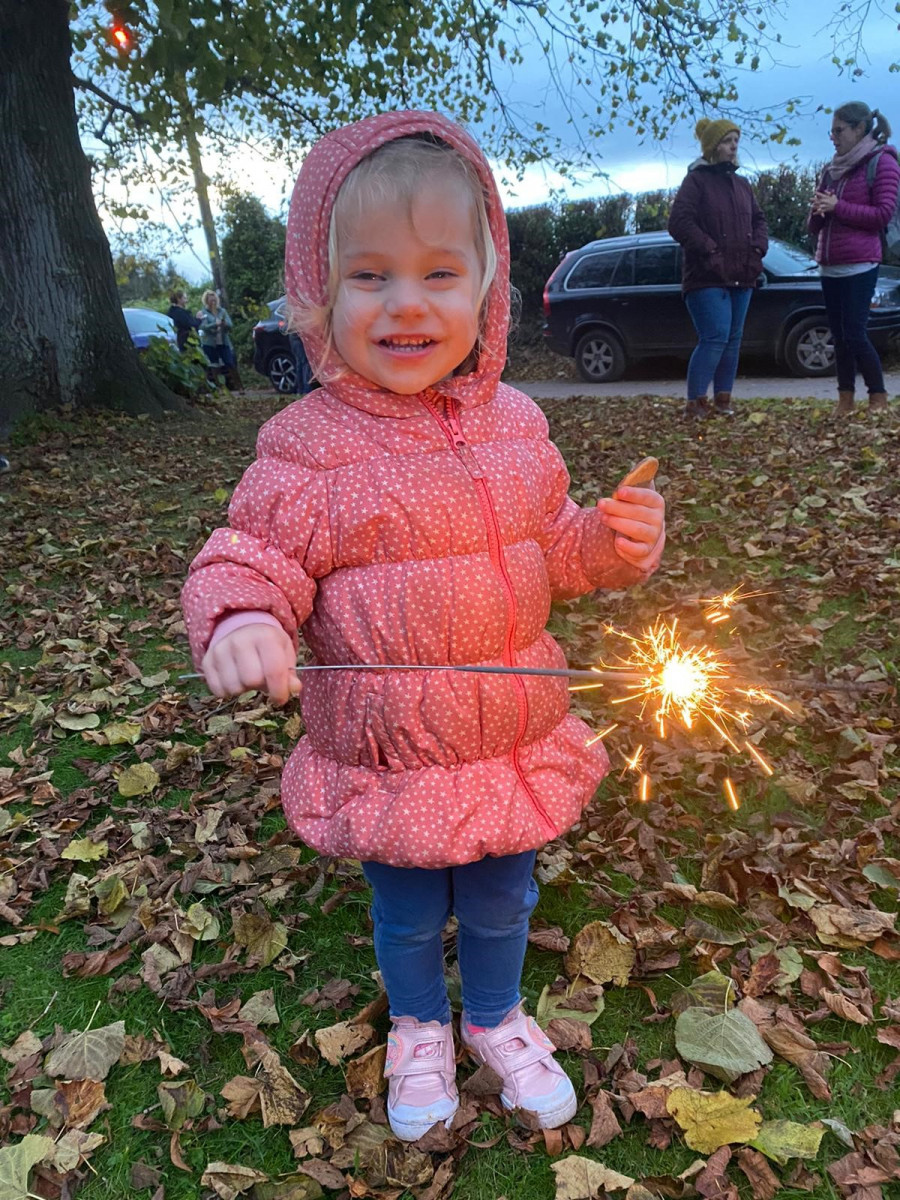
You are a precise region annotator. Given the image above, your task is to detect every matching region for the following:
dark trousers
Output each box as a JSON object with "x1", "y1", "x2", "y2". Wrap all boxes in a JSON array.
[
  {"x1": 202, "y1": 344, "x2": 242, "y2": 391},
  {"x1": 820, "y1": 267, "x2": 885, "y2": 394},
  {"x1": 289, "y1": 333, "x2": 313, "y2": 394}
]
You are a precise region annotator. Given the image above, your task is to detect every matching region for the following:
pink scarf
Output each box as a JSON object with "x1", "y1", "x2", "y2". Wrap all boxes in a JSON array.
[{"x1": 828, "y1": 134, "x2": 878, "y2": 181}]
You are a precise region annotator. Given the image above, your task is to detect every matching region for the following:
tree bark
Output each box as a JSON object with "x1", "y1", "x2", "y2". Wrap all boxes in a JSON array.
[
  {"x1": 0, "y1": 0, "x2": 183, "y2": 425},
  {"x1": 173, "y1": 71, "x2": 228, "y2": 305}
]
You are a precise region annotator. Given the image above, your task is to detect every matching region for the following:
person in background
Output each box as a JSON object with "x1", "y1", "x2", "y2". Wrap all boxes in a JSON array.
[
  {"x1": 288, "y1": 330, "x2": 314, "y2": 394},
  {"x1": 167, "y1": 290, "x2": 201, "y2": 351},
  {"x1": 198, "y1": 290, "x2": 242, "y2": 390},
  {"x1": 808, "y1": 102, "x2": 900, "y2": 417},
  {"x1": 668, "y1": 118, "x2": 768, "y2": 419}
]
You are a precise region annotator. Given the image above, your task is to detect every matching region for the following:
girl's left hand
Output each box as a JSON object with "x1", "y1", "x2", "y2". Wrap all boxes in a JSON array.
[{"x1": 596, "y1": 486, "x2": 666, "y2": 568}]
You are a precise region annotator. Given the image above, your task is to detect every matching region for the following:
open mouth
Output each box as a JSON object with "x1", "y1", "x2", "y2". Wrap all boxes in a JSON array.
[{"x1": 378, "y1": 337, "x2": 435, "y2": 352}]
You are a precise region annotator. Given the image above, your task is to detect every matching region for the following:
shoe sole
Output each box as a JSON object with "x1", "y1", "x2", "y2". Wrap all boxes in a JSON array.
[{"x1": 387, "y1": 1100, "x2": 459, "y2": 1143}]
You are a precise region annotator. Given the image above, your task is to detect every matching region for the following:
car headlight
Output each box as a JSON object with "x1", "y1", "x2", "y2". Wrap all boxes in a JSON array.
[{"x1": 870, "y1": 291, "x2": 897, "y2": 309}]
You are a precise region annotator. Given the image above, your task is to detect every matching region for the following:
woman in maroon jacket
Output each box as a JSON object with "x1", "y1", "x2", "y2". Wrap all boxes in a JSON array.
[
  {"x1": 809, "y1": 102, "x2": 899, "y2": 417},
  {"x1": 668, "y1": 118, "x2": 768, "y2": 419}
]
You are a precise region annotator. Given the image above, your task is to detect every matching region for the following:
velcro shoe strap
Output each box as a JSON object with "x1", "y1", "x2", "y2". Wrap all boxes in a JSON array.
[
  {"x1": 475, "y1": 1017, "x2": 555, "y2": 1072},
  {"x1": 384, "y1": 1030, "x2": 452, "y2": 1078}
]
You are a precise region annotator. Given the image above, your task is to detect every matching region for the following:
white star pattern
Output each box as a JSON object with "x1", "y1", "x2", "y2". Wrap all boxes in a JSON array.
[{"x1": 181, "y1": 111, "x2": 659, "y2": 870}]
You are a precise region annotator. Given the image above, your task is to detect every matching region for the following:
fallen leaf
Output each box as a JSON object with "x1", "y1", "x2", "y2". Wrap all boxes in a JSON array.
[
  {"x1": 751, "y1": 1119, "x2": 825, "y2": 1165},
  {"x1": 44, "y1": 1021, "x2": 126, "y2": 1081},
  {"x1": 116, "y1": 762, "x2": 160, "y2": 797},
  {"x1": 313, "y1": 1021, "x2": 375, "y2": 1067},
  {"x1": 736, "y1": 1147, "x2": 781, "y2": 1200},
  {"x1": 586, "y1": 1091, "x2": 622, "y2": 1148},
  {"x1": 200, "y1": 1161, "x2": 269, "y2": 1200},
  {"x1": 0, "y1": 1134, "x2": 54, "y2": 1200},
  {"x1": 666, "y1": 1088, "x2": 762, "y2": 1155},
  {"x1": 565, "y1": 921, "x2": 635, "y2": 987},
  {"x1": 551, "y1": 1155, "x2": 635, "y2": 1198},
  {"x1": 675, "y1": 1007, "x2": 773, "y2": 1082}
]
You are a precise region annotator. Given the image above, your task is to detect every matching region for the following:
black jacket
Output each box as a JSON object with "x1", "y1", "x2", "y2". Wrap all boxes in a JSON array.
[
  {"x1": 167, "y1": 304, "x2": 201, "y2": 351},
  {"x1": 668, "y1": 160, "x2": 769, "y2": 293}
]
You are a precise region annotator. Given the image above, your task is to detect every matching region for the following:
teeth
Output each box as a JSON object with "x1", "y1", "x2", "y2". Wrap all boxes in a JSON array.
[{"x1": 383, "y1": 337, "x2": 431, "y2": 347}]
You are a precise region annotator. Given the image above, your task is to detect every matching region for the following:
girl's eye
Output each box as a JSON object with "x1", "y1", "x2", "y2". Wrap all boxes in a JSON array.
[
  {"x1": 351, "y1": 271, "x2": 382, "y2": 282},
  {"x1": 428, "y1": 270, "x2": 458, "y2": 280}
]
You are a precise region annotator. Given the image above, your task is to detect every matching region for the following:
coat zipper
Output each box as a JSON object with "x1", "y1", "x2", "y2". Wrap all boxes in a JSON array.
[{"x1": 422, "y1": 393, "x2": 557, "y2": 837}]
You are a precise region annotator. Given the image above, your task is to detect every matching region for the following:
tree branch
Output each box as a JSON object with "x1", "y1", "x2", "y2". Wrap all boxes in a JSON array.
[{"x1": 72, "y1": 73, "x2": 146, "y2": 125}]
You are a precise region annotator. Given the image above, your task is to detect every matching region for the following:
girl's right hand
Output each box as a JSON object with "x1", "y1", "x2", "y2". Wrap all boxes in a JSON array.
[{"x1": 201, "y1": 624, "x2": 301, "y2": 706}]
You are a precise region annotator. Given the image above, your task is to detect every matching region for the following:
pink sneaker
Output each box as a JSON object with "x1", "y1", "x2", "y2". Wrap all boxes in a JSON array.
[
  {"x1": 462, "y1": 1005, "x2": 577, "y2": 1128},
  {"x1": 384, "y1": 1017, "x2": 459, "y2": 1141}
]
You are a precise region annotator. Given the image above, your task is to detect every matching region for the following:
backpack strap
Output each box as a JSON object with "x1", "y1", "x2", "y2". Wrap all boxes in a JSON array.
[{"x1": 866, "y1": 149, "x2": 884, "y2": 192}]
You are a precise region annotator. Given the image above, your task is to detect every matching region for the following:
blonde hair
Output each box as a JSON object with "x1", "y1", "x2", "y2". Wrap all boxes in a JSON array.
[
  {"x1": 201, "y1": 289, "x2": 219, "y2": 309},
  {"x1": 291, "y1": 136, "x2": 498, "y2": 379}
]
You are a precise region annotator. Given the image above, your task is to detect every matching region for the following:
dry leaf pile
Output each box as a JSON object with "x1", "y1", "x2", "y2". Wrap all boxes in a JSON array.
[{"x1": 0, "y1": 393, "x2": 898, "y2": 1199}]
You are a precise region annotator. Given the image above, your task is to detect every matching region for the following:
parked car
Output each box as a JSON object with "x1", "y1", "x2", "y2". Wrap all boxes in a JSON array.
[
  {"x1": 123, "y1": 307, "x2": 177, "y2": 350},
  {"x1": 542, "y1": 232, "x2": 900, "y2": 382},
  {"x1": 252, "y1": 298, "x2": 297, "y2": 393}
]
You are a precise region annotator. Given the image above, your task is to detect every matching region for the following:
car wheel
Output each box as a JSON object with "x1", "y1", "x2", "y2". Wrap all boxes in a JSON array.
[
  {"x1": 267, "y1": 352, "x2": 297, "y2": 393},
  {"x1": 783, "y1": 316, "x2": 835, "y2": 377},
  {"x1": 574, "y1": 329, "x2": 626, "y2": 383}
]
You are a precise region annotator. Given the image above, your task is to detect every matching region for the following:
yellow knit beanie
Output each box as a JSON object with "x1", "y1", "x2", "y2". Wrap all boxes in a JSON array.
[{"x1": 695, "y1": 117, "x2": 740, "y2": 162}]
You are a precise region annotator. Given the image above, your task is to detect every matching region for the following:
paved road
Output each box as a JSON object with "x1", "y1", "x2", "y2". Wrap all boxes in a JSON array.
[{"x1": 507, "y1": 371, "x2": 900, "y2": 401}]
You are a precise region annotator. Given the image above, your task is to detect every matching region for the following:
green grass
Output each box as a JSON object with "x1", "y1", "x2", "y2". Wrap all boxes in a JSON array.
[{"x1": 1, "y1": 393, "x2": 898, "y2": 1199}]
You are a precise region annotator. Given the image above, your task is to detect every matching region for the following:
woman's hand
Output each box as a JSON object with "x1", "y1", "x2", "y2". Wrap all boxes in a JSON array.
[
  {"x1": 813, "y1": 190, "x2": 837, "y2": 216},
  {"x1": 201, "y1": 623, "x2": 301, "y2": 706},
  {"x1": 596, "y1": 486, "x2": 666, "y2": 569}
]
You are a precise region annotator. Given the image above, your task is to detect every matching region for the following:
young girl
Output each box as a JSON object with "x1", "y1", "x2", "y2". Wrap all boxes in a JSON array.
[{"x1": 182, "y1": 111, "x2": 665, "y2": 1141}]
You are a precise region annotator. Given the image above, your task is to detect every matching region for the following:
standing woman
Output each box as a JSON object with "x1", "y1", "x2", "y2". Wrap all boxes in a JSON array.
[
  {"x1": 198, "y1": 290, "x2": 240, "y2": 389},
  {"x1": 809, "y1": 103, "x2": 899, "y2": 416},
  {"x1": 668, "y1": 118, "x2": 768, "y2": 419}
]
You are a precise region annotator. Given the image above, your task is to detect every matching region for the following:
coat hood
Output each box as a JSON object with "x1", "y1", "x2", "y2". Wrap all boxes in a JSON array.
[
  {"x1": 284, "y1": 110, "x2": 511, "y2": 417},
  {"x1": 687, "y1": 157, "x2": 738, "y2": 174}
]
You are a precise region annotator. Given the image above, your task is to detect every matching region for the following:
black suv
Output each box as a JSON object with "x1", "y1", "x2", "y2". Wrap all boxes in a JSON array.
[
  {"x1": 543, "y1": 232, "x2": 900, "y2": 382},
  {"x1": 252, "y1": 298, "x2": 296, "y2": 393}
]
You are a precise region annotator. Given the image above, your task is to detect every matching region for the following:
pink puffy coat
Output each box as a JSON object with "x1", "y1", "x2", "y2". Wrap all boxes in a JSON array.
[{"x1": 182, "y1": 111, "x2": 660, "y2": 869}]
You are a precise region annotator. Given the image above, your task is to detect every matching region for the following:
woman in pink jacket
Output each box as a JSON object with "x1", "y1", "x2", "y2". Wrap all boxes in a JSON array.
[
  {"x1": 182, "y1": 111, "x2": 665, "y2": 1140},
  {"x1": 808, "y1": 102, "x2": 899, "y2": 417}
]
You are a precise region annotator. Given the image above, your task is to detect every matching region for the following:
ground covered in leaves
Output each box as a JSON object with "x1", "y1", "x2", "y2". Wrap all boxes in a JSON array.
[{"x1": 1, "y1": 390, "x2": 899, "y2": 1200}]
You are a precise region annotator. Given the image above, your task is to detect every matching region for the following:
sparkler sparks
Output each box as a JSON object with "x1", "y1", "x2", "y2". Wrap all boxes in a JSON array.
[
  {"x1": 700, "y1": 584, "x2": 772, "y2": 624},
  {"x1": 582, "y1": 614, "x2": 792, "y2": 808}
]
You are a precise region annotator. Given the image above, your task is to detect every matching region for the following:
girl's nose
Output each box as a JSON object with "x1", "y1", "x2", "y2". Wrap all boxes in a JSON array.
[{"x1": 385, "y1": 281, "x2": 427, "y2": 317}]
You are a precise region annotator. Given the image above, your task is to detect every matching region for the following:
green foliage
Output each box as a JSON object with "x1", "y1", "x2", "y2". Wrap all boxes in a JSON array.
[
  {"x1": 506, "y1": 193, "x2": 634, "y2": 314},
  {"x1": 220, "y1": 195, "x2": 286, "y2": 311},
  {"x1": 114, "y1": 252, "x2": 185, "y2": 305},
  {"x1": 635, "y1": 189, "x2": 677, "y2": 233},
  {"x1": 141, "y1": 336, "x2": 211, "y2": 398},
  {"x1": 751, "y1": 164, "x2": 820, "y2": 251}
]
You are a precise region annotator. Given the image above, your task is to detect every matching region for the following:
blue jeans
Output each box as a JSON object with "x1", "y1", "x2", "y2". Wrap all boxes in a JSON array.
[
  {"x1": 820, "y1": 268, "x2": 884, "y2": 394},
  {"x1": 362, "y1": 851, "x2": 539, "y2": 1027},
  {"x1": 684, "y1": 287, "x2": 753, "y2": 400},
  {"x1": 202, "y1": 343, "x2": 235, "y2": 369}
]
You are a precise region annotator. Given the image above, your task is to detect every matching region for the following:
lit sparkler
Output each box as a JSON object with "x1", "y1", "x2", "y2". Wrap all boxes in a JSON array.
[{"x1": 579, "y1": 615, "x2": 793, "y2": 805}]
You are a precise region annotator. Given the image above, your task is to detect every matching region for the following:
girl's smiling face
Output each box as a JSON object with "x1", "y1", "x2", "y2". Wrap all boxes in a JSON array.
[{"x1": 331, "y1": 176, "x2": 482, "y2": 395}]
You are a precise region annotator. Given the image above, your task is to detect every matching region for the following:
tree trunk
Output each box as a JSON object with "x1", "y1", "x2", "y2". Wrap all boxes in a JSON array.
[
  {"x1": 0, "y1": 0, "x2": 183, "y2": 425},
  {"x1": 175, "y1": 72, "x2": 228, "y2": 306}
]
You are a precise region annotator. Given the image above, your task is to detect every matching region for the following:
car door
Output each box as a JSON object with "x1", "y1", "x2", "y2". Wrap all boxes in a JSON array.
[
  {"x1": 562, "y1": 249, "x2": 631, "y2": 348},
  {"x1": 623, "y1": 242, "x2": 692, "y2": 353}
]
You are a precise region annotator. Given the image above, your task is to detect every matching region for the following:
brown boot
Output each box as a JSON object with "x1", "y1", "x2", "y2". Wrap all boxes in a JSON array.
[
  {"x1": 835, "y1": 390, "x2": 855, "y2": 417},
  {"x1": 868, "y1": 392, "x2": 889, "y2": 412},
  {"x1": 684, "y1": 397, "x2": 711, "y2": 420},
  {"x1": 713, "y1": 391, "x2": 735, "y2": 415}
]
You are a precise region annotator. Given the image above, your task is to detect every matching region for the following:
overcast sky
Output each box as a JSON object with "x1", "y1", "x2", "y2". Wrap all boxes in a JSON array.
[{"x1": 105, "y1": 0, "x2": 898, "y2": 283}]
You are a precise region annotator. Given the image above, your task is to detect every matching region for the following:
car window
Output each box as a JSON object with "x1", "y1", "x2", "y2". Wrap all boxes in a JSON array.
[
  {"x1": 124, "y1": 310, "x2": 173, "y2": 334},
  {"x1": 633, "y1": 244, "x2": 680, "y2": 286},
  {"x1": 564, "y1": 252, "x2": 622, "y2": 290}
]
